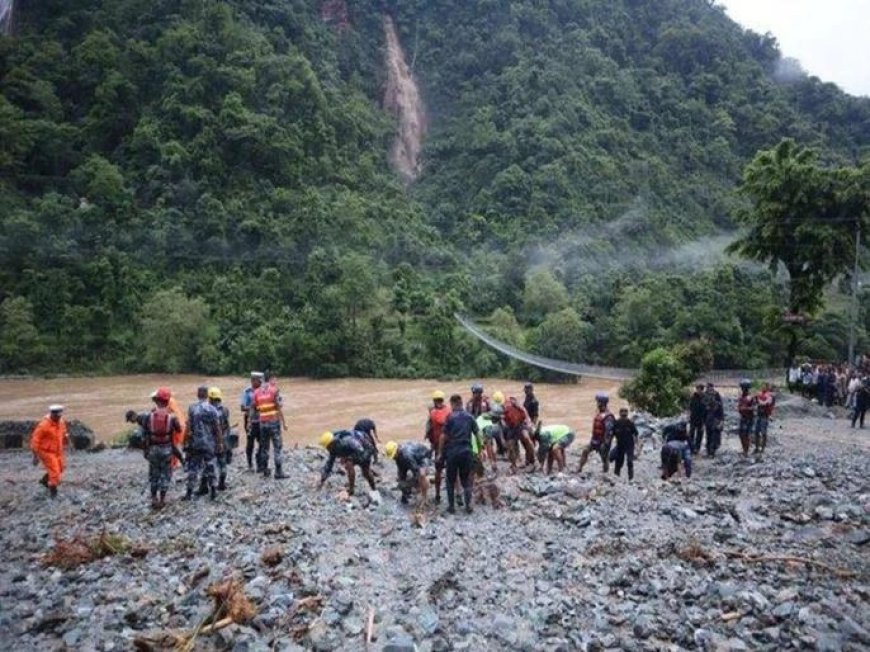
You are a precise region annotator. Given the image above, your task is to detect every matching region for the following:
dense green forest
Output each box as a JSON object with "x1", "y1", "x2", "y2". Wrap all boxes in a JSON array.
[{"x1": 0, "y1": 0, "x2": 868, "y2": 378}]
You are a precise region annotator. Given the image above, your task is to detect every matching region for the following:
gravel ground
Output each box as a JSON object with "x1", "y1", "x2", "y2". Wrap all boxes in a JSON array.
[{"x1": 0, "y1": 412, "x2": 867, "y2": 652}]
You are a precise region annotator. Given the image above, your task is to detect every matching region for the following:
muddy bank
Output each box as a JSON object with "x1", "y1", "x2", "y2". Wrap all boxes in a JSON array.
[{"x1": 0, "y1": 414, "x2": 867, "y2": 651}]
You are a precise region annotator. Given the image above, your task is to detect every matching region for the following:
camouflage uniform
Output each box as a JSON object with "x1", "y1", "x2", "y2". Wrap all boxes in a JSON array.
[
  {"x1": 186, "y1": 400, "x2": 221, "y2": 495},
  {"x1": 144, "y1": 407, "x2": 181, "y2": 505},
  {"x1": 254, "y1": 385, "x2": 285, "y2": 477},
  {"x1": 148, "y1": 445, "x2": 173, "y2": 493}
]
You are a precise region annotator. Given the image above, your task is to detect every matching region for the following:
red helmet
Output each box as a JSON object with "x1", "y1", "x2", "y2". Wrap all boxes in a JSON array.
[{"x1": 155, "y1": 387, "x2": 172, "y2": 402}]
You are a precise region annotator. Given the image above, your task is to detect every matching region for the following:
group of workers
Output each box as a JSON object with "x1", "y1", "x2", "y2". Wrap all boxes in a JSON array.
[{"x1": 29, "y1": 375, "x2": 777, "y2": 512}]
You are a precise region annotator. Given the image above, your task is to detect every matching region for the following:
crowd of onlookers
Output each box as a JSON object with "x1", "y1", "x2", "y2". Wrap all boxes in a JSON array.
[{"x1": 787, "y1": 355, "x2": 870, "y2": 428}]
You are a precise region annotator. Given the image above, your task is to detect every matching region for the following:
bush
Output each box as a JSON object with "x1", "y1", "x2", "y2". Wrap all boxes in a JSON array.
[{"x1": 619, "y1": 346, "x2": 689, "y2": 417}]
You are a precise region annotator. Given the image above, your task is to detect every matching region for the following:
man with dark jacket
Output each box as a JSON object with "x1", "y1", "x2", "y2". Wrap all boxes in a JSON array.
[
  {"x1": 318, "y1": 429, "x2": 377, "y2": 495},
  {"x1": 853, "y1": 378, "x2": 870, "y2": 429},
  {"x1": 611, "y1": 408, "x2": 638, "y2": 480},
  {"x1": 688, "y1": 384, "x2": 705, "y2": 454},
  {"x1": 385, "y1": 440, "x2": 432, "y2": 505},
  {"x1": 439, "y1": 395, "x2": 480, "y2": 514},
  {"x1": 661, "y1": 419, "x2": 692, "y2": 480},
  {"x1": 702, "y1": 383, "x2": 724, "y2": 457}
]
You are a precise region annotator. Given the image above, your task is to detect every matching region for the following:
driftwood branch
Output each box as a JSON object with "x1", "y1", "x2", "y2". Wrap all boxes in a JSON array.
[{"x1": 724, "y1": 550, "x2": 857, "y2": 579}]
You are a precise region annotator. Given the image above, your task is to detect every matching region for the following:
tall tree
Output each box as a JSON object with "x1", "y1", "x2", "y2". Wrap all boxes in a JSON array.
[{"x1": 727, "y1": 139, "x2": 868, "y2": 363}]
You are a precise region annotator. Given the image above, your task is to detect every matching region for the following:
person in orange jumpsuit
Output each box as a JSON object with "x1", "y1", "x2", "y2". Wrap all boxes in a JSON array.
[{"x1": 30, "y1": 404, "x2": 70, "y2": 498}]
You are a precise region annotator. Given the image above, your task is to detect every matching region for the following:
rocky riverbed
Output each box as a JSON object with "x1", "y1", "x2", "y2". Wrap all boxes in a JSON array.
[{"x1": 0, "y1": 414, "x2": 867, "y2": 651}]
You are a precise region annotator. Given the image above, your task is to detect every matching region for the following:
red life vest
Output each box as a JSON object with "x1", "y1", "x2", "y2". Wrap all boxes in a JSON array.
[
  {"x1": 254, "y1": 385, "x2": 280, "y2": 423},
  {"x1": 503, "y1": 399, "x2": 527, "y2": 428},
  {"x1": 756, "y1": 391, "x2": 775, "y2": 417},
  {"x1": 149, "y1": 408, "x2": 175, "y2": 445},
  {"x1": 592, "y1": 411, "x2": 612, "y2": 443},
  {"x1": 428, "y1": 405, "x2": 450, "y2": 445},
  {"x1": 737, "y1": 394, "x2": 755, "y2": 418}
]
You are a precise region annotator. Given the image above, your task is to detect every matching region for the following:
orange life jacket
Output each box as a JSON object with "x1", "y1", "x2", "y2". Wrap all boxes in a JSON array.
[
  {"x1": 503, "y1": 399, "x2": 527, "y2": 428},
  {"x1": 756, "y1": 391, "x2": 775, "y2": 417},
  {"x1": 254, "y1": 385, "x2": 280, "y2": 423},
  {"x1": 428, "y1": 405, "x2": 450, "y2": 444},
  {"x1": 148, "y1": 408, "x2": 175, "y2": 445},
  {"x1": 592, "y1": 411, "x2": 612, "y2": 442}
]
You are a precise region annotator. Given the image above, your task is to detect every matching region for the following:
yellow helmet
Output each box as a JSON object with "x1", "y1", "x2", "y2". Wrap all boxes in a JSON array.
[
  {"x1": 207, "y1": 387, "x2": 222, "y2": 401},
  {"x1": 385, "y1": 441, "x2": 399, "y2": 459},
  {"x1": 432, "y1": 390, "x2": 446, "y2": 401},
  {"x1": 492, "y1": 391, "x2": 504, "y2": 404},
  {"x1": 319, "y1": 431, "x2": 334, "y2": 448}
]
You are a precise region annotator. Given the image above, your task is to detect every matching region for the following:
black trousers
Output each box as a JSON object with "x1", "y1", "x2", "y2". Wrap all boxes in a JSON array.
[
  {"x1": 689, "y1": 419, "x2": 704, "y2": 453},
  {"x1": 613, "y1": 440, "x2": 635, "y2": 480},
  {"x1": 853, "y1": 407, "x2": 868, "y2": 428},
  {"x1": 445, "y1": 450, "x2": 473, "y2": 508}
]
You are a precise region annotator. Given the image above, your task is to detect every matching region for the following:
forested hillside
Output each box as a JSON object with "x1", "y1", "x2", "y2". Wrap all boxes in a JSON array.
[{"x1": 1, "y1": 0, "x2": 868, "y2": 378}]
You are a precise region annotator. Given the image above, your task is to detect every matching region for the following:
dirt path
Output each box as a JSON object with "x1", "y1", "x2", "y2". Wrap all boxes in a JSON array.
[{"x1": 0, "y1": 376, "x2": 622, "y2": 445}]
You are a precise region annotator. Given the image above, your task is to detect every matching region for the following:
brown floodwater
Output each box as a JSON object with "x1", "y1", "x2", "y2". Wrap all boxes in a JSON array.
[{"x1": 0, "y1": 375, "x2": 623, "y2": 445}]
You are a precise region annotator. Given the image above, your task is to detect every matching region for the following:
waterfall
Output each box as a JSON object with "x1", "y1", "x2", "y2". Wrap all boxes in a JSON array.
[
  {"x1": 382, "y1": 15, "x2": 426, "y2": 182},
  {"x1": 0, "y1": 0, "x2": 13, "y2": 36}
]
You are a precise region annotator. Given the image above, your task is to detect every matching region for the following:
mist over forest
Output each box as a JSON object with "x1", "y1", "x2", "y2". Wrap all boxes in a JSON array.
[{"x1": 0, "y1": 0, "x2": 868, "y2": 378}]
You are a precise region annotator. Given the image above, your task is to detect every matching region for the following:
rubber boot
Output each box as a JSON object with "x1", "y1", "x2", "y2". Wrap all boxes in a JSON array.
[
  {"x1": 274, "y1": 464, "x2": 288, "y2": 480},
  {"x1": 218, "y1": 474, "x2": 227, "y2": 491},
  {"x1": 150, "y1": 492, "x2": 159, "y2": 510},
  {"x1": 182, "y1": 488, "x2": 193, "y2": 501},
  {"x1": 464, "y1": 488, "x2": 473, "y2": 514},
  {"x1": 262, "y1": 467, "x2": 272, "y2": 478},
  {"x1": 158, "y1": 490, "x2": 167, "y2": 509},
  {"x1": 49, "y1": 486, "x2": 57, "y2": 498},
  {"x1": 39, "y1": 473, "x2": 48, "y2": 487},
  {"x1": 196, "y1": 477, "x2": 209, "y2": 496},
  {"x1": 209, "y1": 483, "x2": 217, "y2": 500}
]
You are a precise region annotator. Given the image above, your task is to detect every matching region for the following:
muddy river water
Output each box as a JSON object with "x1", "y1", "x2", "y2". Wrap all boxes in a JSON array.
[{"x1": 0, "y1": 375, "x2": 622, "y2": 444}]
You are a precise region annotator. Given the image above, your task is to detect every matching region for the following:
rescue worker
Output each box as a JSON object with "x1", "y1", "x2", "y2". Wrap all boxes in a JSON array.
[
  {"x1": 736, "y1": 379, "x2": 755, "y2": 457},
  {"x1": 145, "y1": 388, "x2": 182, "y2": 509},
  {"x1": 577, "y1": 393, "x2": 615, "y2": 474},
  {"x1": 184, "y1": 386, "x2": 224, "y2": 500},
  {"x1": 318, "y1": 430, "x2": 377, "y2": 495},
  {"x1": 502, "y1": 396, "x2": 536, "y2": 473},
  {"x1": 466, "y1": 383, "x2": 491, "y2": 417},
  {"x1": 385, "y1": 440, "x2": 432, "y2": 505},
  {"x1": 523, "y1": 382, "x2": 541, "y2": 436},
  {"x1": 851, "y1": 378, "x2": 869, "y2": 429},
  {"x1": 702, "y1": 382, "x2": 724, "y2": 457},
  {"x1": 439, "y1": 394, "x2": 480, "y2": 514},
  {"x1": 688, "y1": 384, "x2": 706, "y2": 454},
  {"x1": 241, "y1": 372, "x2": 264, "y2": 471},
  {"x1": 476, "y1": 410, "x2": 501, "y2": 473},
  {"x1": 611, "y1": 408, "x2": 638, "y2": 480},
  {"x1": 425, "y1": 390, "x2": 451, "y2": 503},
  {"x1": 253, "y1": 373, "x2": 288, "y2": 479},
  {"x1": 209, "y1": 387, "x2": 231, "y2": 491},
  {"x1": 535, "y1": 424, "x2": 575, "y2": 474},
  {"x1": 165, "y1": 391, "x2": 187, "y2": 471},
  {"x1": 754, "y1": 382, "x2": 775, "y2": 454},
  {"x1": 491, "y1": 390, "x2": 507, "y2": 455},
  {"x1": 353, "y1": 418, "x2": 380, "y2": 464},
  {"x1": 661, "y1": 421, "x2": 692, "y2": 480},
  {"x1": 31, "y1": 405, "x2": 70, "y2": 498}
]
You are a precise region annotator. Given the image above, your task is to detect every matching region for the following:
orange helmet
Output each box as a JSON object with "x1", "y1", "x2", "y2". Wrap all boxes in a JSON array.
[{"x1": 155, "y1": 387, "x2": 172, "y2": 402}]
